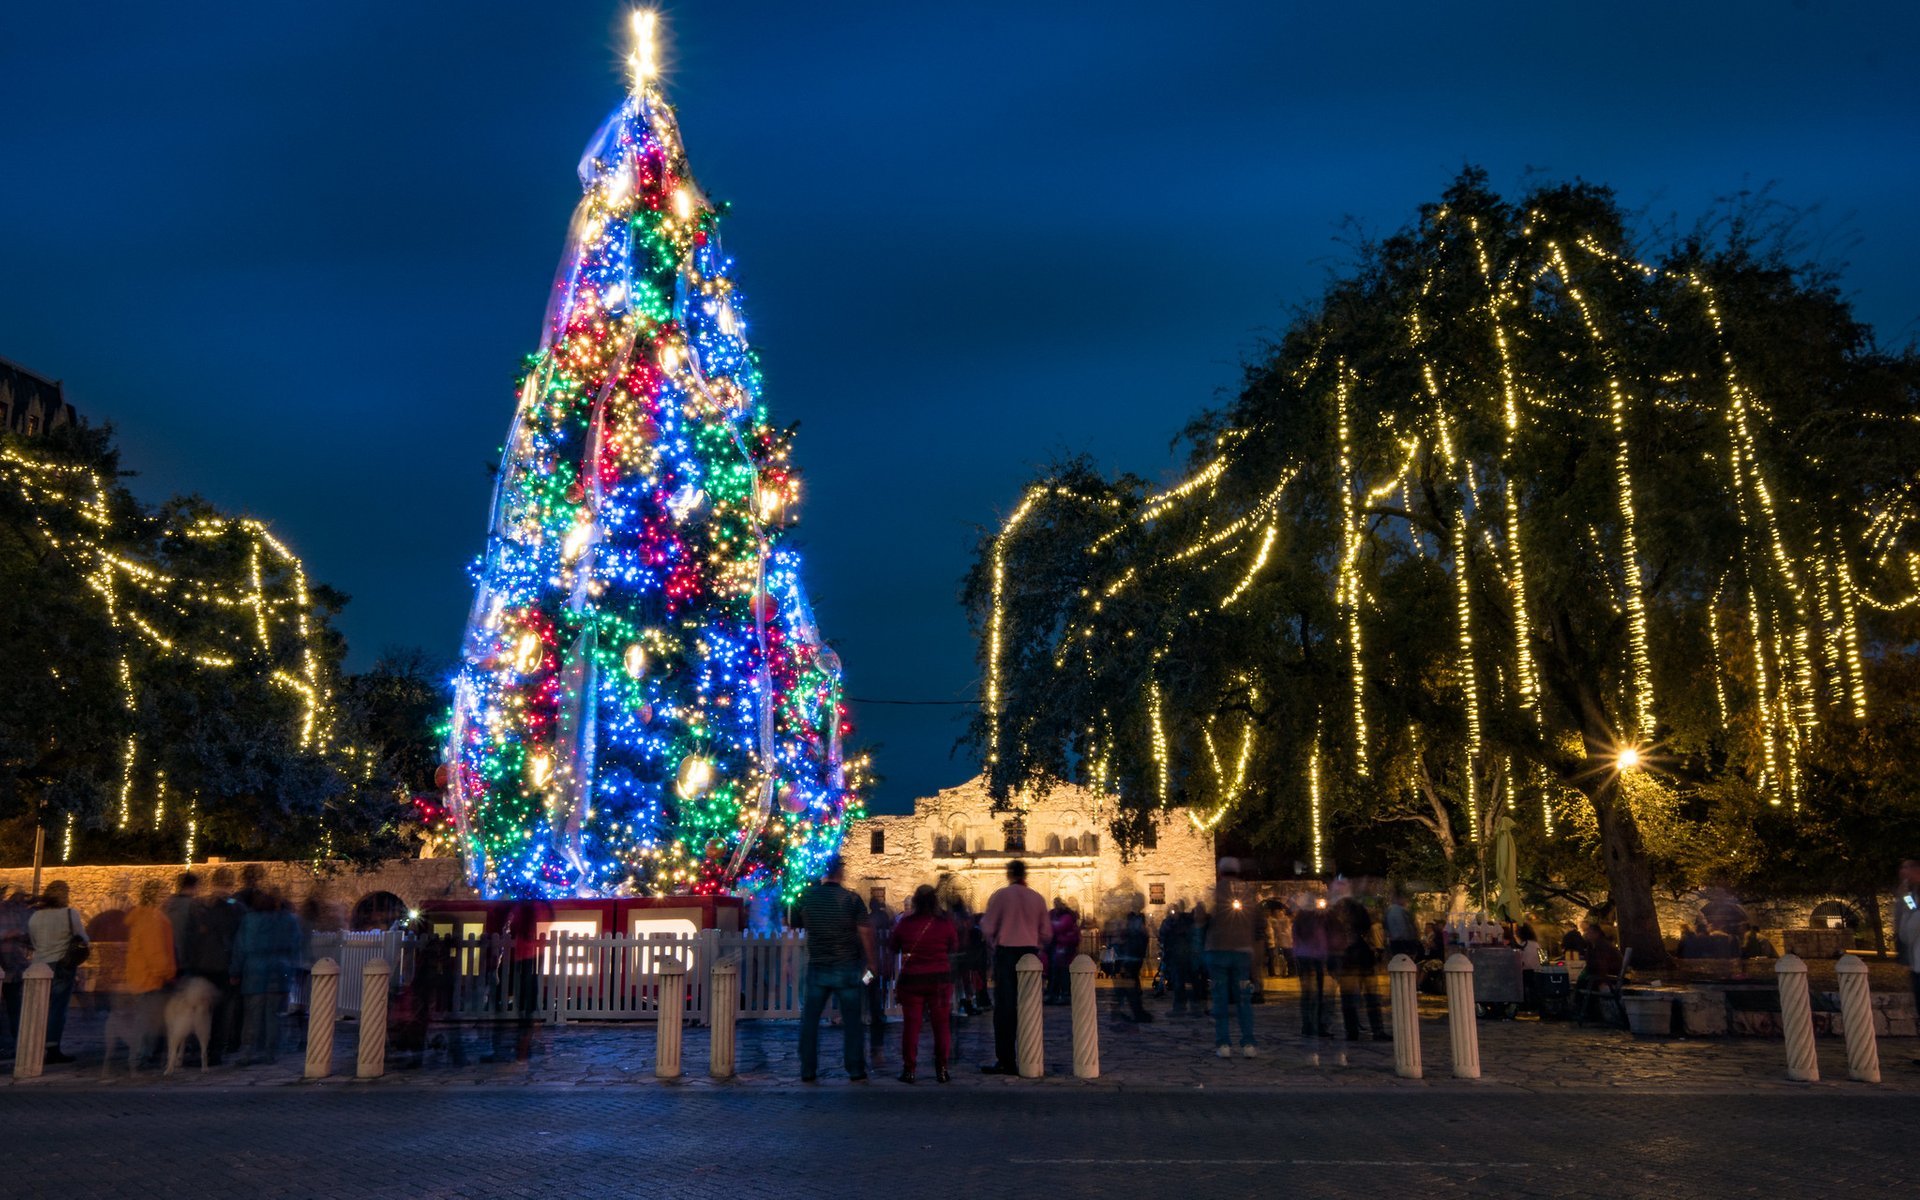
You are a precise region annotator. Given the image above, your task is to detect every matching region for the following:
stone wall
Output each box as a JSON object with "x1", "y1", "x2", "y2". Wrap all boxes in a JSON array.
[
  {"x1": 0, "y1": 857, "x2": 475, "y2": 936},
  {"x1": 840, "y1": 776, "x2": 1217, "y2": 929}
]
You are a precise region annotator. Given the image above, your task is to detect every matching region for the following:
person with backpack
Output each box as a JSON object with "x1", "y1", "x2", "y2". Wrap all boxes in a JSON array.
[{"x1": 27, "y1": 880, "x2": 89, "y2": 1065}]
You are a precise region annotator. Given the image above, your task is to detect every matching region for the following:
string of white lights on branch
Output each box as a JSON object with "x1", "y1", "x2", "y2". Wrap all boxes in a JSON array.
[
  {"x1": 2, "y1": 447, "x2": 336, "y2": 862},
  {"x1": 980, "y1": 202, "x2": 1909, "y2": 867}
]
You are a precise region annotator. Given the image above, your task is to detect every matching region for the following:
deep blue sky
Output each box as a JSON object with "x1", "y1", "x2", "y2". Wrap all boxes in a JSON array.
[{"x1": 4, "y1": 2, "x2": 1915, "y2": 813}]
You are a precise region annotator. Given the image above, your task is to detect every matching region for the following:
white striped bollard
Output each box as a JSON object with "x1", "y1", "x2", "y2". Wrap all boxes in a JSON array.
[
  {"x1": 1776, "y1": 953, "x2": 1818, "y2": 1082},
  {"x1": 12, "y1": 963, "x2": 52, "y2": 1078},
  {"x1": 1016, "y1": 953, "x2": 1044, "y2": 1079},
  {"x1": 1069, "y1": 954, "x2": 1099, "y2": 1079},
  {"x1": 709, "y1": 956, "x2": 738, "y2": 1079},
  {"x1": 1444, "y1": 952, "x2": 1480, "y2": 1079},
  {"x1": 1388, "y1": 953, "x2": 1421, "y2": 1079},
  {"x1": 1835, "y1": 954, "x2": 1879, "y2": 1084},
  {"x1": 656, "y1": 958, "x2": 686, "y2": 1079},
  {"x1": 356, "y1": 958, "x2": 390, "y2": 1079},
  {"x1": 304, "y1": 958, "x2": 339, "y2": 1079}
]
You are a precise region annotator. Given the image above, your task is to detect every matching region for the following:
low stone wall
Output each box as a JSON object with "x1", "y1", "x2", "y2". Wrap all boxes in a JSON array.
[{"x1": 0, "y1": 857, "x2": 476, "y2": 935}]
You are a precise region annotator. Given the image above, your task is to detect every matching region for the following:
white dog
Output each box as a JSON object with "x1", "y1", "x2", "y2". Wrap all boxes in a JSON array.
[{"x1": 164, "y1": 976, "x2": 219, "y2": 1074}]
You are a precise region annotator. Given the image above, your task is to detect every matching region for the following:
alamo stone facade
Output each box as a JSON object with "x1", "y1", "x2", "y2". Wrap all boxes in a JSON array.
[{"x1": 838, "y1": 776, "x2": 1218, "y2": 927}]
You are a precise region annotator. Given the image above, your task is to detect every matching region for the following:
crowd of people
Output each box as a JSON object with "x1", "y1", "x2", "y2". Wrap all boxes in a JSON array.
[
  {"x1": 12, "y1": 857, "x2": 1920, "y2": 1080},
  {"x1": 1, "y1": 867, "x2": 310, "y2": 1069},
  {"x1": 790, "y1": 855, "x2": 1305, "y2": 1080}
]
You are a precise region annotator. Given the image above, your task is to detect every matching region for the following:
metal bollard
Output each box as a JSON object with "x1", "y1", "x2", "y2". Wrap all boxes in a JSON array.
[
  {"x1": 656, "y1": 959, "x2": 686, "y2": 1079},
  {"x1": 1388, "y1": 953, "x2": 1422, "y2": 1079},
  {"x1": 1835, "y1": 954, "x2": 1880, "y2": 1084},
  {"x1": 12, "y1": 963, "x2": 53, "y2": 1079},
  {"x1": 304, "y1": 958, "x2": 339, "y2": 1079},
  {"x1": 709, "y1": 956, "x2": 738, "y2": 1079},
  {"x1": 1016, "y1": 953, "x2": 1045, "y2": 1079},
  {"x1": 357, "y1": 958, "x2": 391, "y2": 1079},
  {"x1": 1775, "y1": 953, "x2": 1818, "y2": 1082},
  {"x1": 1069, "y1": 954, "x2": 1099, "y2": 1079},
  {"x1": 1443, "y1": 953, "x2": 1480, "y2": 1079}
]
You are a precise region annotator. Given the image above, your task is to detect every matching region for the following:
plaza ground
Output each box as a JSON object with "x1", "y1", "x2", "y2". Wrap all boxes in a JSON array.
[{"x1": 5, "y1": 984, "x2": 1918, "y2": 1198}]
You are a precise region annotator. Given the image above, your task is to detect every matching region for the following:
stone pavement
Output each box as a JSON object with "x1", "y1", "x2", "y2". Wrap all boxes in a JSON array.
[{"x1": 8, "y1": 990, "x2": 1919, "y2": 1094}]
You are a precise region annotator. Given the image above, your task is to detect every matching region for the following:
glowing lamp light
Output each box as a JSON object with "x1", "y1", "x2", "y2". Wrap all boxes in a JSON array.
[
  {"x1": 623, "y1": 642, "x2": 647, "y2": 679},
  {"x1": 514, "y1": 632, "x2": 542, "y2": 673},
  {"x1": 1615, "y1": 746, "x2": 1642, "y2": 771},
  {"x1": 530, "y1": 753, "x2": 554, "y2": 786},
  {"x1": 673, "y1": 187, "x2": 694, "y2": 220}
]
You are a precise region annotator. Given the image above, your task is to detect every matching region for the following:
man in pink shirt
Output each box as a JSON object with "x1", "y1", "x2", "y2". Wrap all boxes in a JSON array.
[{"x1": 979, "y1": 860, "x2": 1051, "y2": 1074}]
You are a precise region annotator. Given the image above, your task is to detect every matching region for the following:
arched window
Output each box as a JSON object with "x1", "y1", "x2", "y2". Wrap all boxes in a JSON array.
[
  {"x1": 933, "y1": 835, "x2": 950, "y2": 856},
  {"x1": 952, "y1": 834, "x2": 968, "y2": 855},
  {"x1": 1045, "y1": 833, "x2": 1062, "y2": 854},
  {"x1": 1084, "y1": 833, "x2": 1099, "y2": 854},
  {"x1": 1062, "y1": 835, "x2": 1080, "y2": 855}
]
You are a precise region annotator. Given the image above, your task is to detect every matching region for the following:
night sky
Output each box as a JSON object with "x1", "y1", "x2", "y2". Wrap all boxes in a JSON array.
[{"x1": 4, "y1": 3, "x2": 1915, "y2": 813}]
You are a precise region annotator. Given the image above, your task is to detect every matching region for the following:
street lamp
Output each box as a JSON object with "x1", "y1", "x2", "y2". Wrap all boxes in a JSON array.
[{"x1": 1615, "y1": 746, "x2": 1642, "y2": 771}]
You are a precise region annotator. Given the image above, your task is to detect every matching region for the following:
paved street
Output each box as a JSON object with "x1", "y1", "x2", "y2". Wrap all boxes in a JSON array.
[
  {"x1": 6, "y1": 992, "x2": 1919, "y2": 1198},
  {"x1": 1, "y1": 1086, "x2": 1913, "y2": 1199}
]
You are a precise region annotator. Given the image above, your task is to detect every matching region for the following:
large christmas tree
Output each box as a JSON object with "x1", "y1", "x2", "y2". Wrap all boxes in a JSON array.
[{"x1": 445, "y1": 12, "x2": 859, "y2": 901}]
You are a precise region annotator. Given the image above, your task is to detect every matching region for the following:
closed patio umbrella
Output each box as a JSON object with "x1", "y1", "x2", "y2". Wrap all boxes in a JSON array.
[{"x1": 1492, "y1": 813, "x2": 1520, "y2": 922}]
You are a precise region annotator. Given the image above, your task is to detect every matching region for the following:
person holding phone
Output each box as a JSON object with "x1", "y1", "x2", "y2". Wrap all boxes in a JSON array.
[
  {"x1": 1897, "y1": 859, "x2": 1920, "y2": 1051},
  {"x1": 792, "y1": 857, "x2": 877, "y2": 1083}
]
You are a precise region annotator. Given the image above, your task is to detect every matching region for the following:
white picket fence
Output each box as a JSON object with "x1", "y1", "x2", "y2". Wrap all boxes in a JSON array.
[{"x1": 309, "y1": 928, "x2": 810, "y2": 1025}]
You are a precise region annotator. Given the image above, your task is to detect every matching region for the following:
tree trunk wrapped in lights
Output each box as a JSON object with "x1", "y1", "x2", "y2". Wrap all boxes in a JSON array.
[
  {"x1": 446, "y1": 13, "x2": 861, "y2": 901},
  {"x1": 967, "y1": 171, "x2": 1920, "y2": 967}
]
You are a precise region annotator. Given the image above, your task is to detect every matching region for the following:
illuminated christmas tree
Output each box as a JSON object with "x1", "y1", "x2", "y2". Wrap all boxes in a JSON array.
[{"x1": 445, "y1": 11, "x2": 860, "y2": 901}]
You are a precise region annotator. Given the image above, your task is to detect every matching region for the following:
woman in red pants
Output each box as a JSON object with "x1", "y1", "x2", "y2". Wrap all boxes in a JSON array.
[{"x1": 892, "y1": 885, "x2": 958, "y2": 1083}]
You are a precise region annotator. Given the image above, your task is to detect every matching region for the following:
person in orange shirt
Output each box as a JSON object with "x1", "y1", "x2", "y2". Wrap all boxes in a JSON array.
[{"x1": 124, "y1": 879, "x2": 178, "y2": 1066}]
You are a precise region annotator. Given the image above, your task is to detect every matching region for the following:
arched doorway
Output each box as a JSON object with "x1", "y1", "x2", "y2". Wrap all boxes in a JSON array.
[{"x1": 349, "y1": 891, "x2": 407, "y2": 931}]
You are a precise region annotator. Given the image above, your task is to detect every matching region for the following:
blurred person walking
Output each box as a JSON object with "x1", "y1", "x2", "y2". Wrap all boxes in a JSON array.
[
  {"x1": 124, "y1": 879, "x2": 178, "y2": 1066},
  {"x1": 1895, "y1": 859, "x2": 1920, "y2": 1059},
  {"x1": 164, "y1": 873, "x2": 198, "y2": 979},
  {"x1": 979, "y1": 860, "x2": 1050, "y2": 1075},
  {"x1": 1292, "y1": 900, "x2": 1330, "y2": 1043},
  {"x1": 1109, "y1": 910, "x2": 1154, "y2": 1024},
  {"x1": 793, "y1": 857, "x2": 877, "y2": 1082},
  {"x1": 1384, "y1": 891, "x2": 1421, "y2": 962},
  {"x1": 484, "y1": 896, "x2": 553, "y2": 1065},
  {"x1": 867, "y1": 900, "x2": 896, "y2": 1065},
  {"x1": 1334, "y1": 896, "x2": 1388, "y2": 1042},
  {"x1": 1159, "y1": 904, "x2": 1195, "y2": 1016},
  {"x1": 1046, "y1": 897, "x2": 1080, "y2": 1004},
  {"x1": 892, "y1": 885, "x2": 958, "y2": 1083},
  {"x1": 27, "y1": 880, "x2": 89, "y2": 1065},
  {"x1": 1204, "y1": 859, "x2": 1265, "y2": 1058},
  {"x1": 229, "y1": 890, "x2": 300, "y2": 1065},
  {"x1": 1, "y1": 886, "x2": 31, "y2": 1056},
  {"x1": 189, "y1": 867, "x2": 244, "y2": 1063}
]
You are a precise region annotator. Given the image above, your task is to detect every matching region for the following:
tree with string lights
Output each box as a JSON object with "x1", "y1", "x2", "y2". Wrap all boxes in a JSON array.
[
  {"x1": 0, "y1": 423, "x2": 408, "y2": 868},
  {"x1": 443, "y1": 12, "x2": 864, "y2": 902},
  {"x1": 970, "y1": 171, "x2": 1920, "y2": 965}
]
